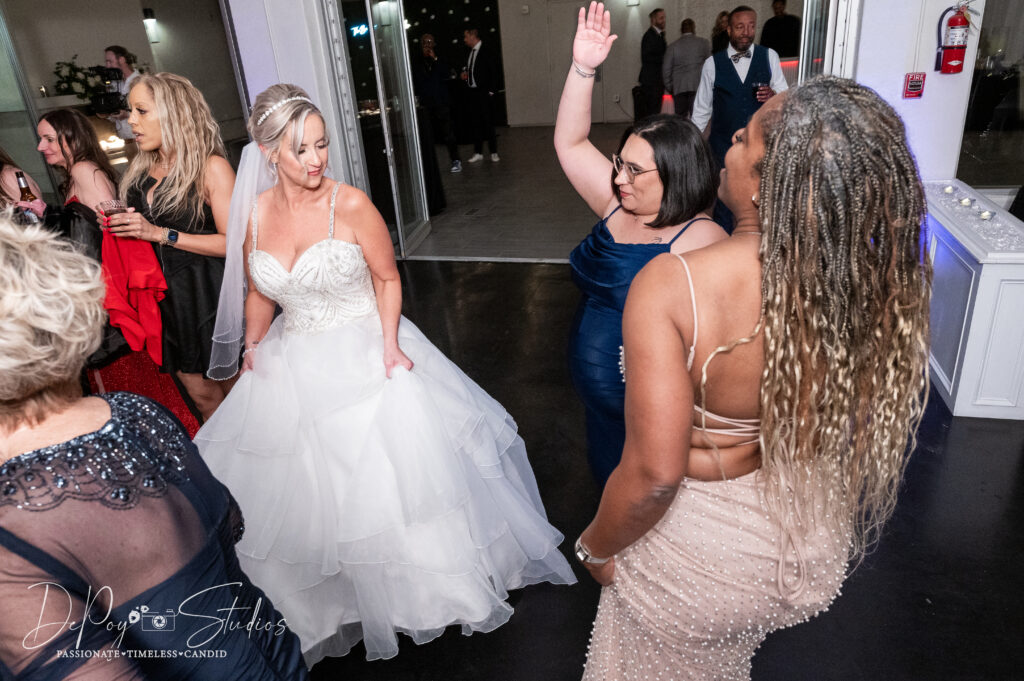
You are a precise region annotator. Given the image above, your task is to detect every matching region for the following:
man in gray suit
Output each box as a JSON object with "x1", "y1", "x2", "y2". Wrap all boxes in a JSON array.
[{"x1": 662, "y1": 18, "x2": 710, "y2": 119}]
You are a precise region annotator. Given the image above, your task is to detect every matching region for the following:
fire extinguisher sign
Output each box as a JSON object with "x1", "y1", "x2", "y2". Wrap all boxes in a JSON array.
[{"x1": 904, "y1": 72, "x2": 926, "y2": 99}]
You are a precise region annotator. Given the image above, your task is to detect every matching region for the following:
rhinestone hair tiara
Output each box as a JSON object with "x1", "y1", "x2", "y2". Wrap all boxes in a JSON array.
[{"x1": 256, "y1": 96, "x2": 315, "y2": 126}]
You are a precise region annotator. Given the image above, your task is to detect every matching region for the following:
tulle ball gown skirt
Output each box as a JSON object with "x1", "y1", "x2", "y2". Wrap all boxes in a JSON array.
[{"x1": 194, "y1": 314, "x2": 576, "y2": 665}]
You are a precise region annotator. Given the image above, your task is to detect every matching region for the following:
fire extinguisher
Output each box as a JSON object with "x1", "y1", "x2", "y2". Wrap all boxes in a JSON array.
[{"x1": 935, "y1": 4, "x2": 970, "y2": 74}]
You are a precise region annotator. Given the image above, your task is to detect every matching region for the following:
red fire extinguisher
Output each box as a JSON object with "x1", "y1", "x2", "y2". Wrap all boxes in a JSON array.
[{"x1": 935, "y1": 4, "x2": 970, "y2": 74}]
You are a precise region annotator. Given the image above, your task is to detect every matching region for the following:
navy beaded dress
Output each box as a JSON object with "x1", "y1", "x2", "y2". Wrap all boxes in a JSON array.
[
  {"x1": 0, "y1": 393, "x2": 308, "y2": 680},
  {"x1": 569, "y1": 207, "x2": 710, "y2": 486}
]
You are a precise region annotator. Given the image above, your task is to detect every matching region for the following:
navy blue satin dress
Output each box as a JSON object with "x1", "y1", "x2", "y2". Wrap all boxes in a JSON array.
[{"x1": 569, "y1": 208, "x2": 707, "y2": 487}]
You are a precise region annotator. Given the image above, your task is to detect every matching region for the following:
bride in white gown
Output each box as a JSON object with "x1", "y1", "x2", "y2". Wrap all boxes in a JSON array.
[{"x1": 194, "y1": 84, "x2": 576, "y2": 666}]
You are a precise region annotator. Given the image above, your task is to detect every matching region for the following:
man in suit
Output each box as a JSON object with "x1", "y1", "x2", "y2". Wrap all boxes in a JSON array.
[
  {"x1": 691, "y1": 5, "x2": 789, "y2": 232},
  {"x1": 412, "y1": 33, "x2": 461, "y2": 173},
  {"x1": 760, "y1": 0, "x2": 801, "y2": 58},
  {"x1": 637, "y1": 8, "x2": 667, "y2": 120},
  {"x1": 461, "y1": 27, "x2": 500, "y2": 163},
  {"x1": 661, "y1": 18, "x2": 710, "y2": 119}
]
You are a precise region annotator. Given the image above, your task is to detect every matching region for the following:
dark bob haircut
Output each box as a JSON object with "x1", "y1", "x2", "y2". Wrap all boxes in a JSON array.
[{"x1": 611, "y1": 114, "x2": 719, "y2": 229}]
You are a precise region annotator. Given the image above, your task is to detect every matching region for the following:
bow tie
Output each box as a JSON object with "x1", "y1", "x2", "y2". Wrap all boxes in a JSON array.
[{"x1": 731, "y1": 50, "x2": 751, "y2": 63}]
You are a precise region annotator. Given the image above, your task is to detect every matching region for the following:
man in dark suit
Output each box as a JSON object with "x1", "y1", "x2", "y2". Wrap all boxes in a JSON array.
[
  {"x1": 461, "y1": 27, "x2": 500, "y2": 163},
  {"x1": 412, "y1": 34, "x2": 461, "y2": 173},
  {"x1": 760, "y1": 0, "x2": 801, "y2": 58},
  {"x1": 662, "y1": 18, "x2": 710, "y2": 118},
  {"x1": 637, "y1": 8, "x2": 667, "y2": 120}
]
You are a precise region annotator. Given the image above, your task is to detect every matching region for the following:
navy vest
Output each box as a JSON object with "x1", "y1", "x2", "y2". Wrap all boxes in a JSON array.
[{"x1": 709, "y1": 46, "x2": 772, "y2": 165}]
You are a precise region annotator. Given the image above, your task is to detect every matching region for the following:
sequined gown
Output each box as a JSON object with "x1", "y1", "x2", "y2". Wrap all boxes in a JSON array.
[
  {"x1": 581, "y1": 253, "x2": 851, "y2": 680},
  {"x1": 0, "y1": 393, "x2": 308, "y2": 680},
  {"x1": 193, "y1": 184, "x2": 576, "y2": 665}
]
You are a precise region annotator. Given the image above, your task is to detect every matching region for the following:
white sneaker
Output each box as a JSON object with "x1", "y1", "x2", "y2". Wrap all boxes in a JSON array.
[
  {"x1": 467, "y1": 153, "x2": 484, "y2": 163},
  {"x1": 490, "y1": 153, "x2": 500, "y2": 162},
  {"x1": 450, "y1": 160, "x2": 462, "y2": 173}
]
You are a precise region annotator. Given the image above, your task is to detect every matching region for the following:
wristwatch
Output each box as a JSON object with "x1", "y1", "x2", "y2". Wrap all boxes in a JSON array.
[
  {"x1": 574, "y1": 536, "x2": 610, "y2": 566},
  {"x1": 163, "y1": 228, "x2": 179, "y2": 246}
]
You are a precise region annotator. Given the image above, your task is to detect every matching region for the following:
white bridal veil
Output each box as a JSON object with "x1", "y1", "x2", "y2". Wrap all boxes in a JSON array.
[{"x1": 207, "y1": 142, "x2": 275, "y2": 380}]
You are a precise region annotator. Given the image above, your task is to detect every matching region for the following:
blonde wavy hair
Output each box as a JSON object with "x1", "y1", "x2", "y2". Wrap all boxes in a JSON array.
[
  {"x1": 749, "y1": 76, "x2": 932, "y2": 565},
  {"x1": 120, "y1": 73, "x2": 226, "y2": 229},
  {"x1": 0, "y1": 210, "x2": 105, "y2": 427}
]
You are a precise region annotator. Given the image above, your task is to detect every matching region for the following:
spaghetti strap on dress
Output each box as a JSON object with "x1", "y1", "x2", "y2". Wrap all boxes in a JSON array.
[{"x1": 569, "y1": 211, "x2": 715, "y2": 486}]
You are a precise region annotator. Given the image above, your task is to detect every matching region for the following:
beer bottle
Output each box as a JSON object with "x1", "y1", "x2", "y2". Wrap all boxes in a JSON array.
[{"x1": 16, "y1": 171, "x2": 37, "y2": 202}]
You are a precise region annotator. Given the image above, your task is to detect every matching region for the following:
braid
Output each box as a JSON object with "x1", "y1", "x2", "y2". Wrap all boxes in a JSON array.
[{"x1": 756, "y1": 76, "x2": 931, "y2": 565}]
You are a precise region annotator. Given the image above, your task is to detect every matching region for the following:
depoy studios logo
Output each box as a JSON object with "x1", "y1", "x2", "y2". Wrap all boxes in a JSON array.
[{"x1": 21, "y1": 581, "x2": 290, "y2": 655}]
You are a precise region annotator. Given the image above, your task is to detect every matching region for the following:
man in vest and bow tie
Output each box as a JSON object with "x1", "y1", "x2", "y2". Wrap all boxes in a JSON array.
[{"x1": 692, "y1": 5, "x2": 788, "y2": 232}]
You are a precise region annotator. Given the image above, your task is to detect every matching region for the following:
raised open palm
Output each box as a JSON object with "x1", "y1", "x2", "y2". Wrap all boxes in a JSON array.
[{"x1": 573, "y1": 2, "x2": 617, "y2": 71}]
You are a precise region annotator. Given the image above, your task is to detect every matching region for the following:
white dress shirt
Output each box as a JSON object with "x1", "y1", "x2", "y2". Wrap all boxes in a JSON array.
[
  {"x1": 691, "y1": 44, "x2": 788, "y2": 132},
  {"x1": 114, "y1": 70, "x2": 141, "y2": 140},
  {"x1": 467, "y1": 42, "x2": 482, "y2": 88}
]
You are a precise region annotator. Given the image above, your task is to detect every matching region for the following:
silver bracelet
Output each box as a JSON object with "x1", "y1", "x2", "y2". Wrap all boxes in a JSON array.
[{"x1": 572, "y1": 60, "x2": 596, "y2": 78}]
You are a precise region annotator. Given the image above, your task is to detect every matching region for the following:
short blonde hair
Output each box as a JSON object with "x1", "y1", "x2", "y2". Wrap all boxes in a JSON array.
[
  {"x1": 0, "y1": 210, "x2": 105, "y2": 426},
  {"x1": 248, "y1": 84, "x2": 326, "y2": 163}
]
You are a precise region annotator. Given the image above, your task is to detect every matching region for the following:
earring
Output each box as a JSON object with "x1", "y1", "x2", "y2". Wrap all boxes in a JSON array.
[{"x1": 751, "y1": 194, "x2": 759, "y2": 207}]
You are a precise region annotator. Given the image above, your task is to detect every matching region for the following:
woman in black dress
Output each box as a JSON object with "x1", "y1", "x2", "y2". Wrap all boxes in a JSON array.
[{"x1": 105, "y1": 73, "x2": 236, "y2": 420}]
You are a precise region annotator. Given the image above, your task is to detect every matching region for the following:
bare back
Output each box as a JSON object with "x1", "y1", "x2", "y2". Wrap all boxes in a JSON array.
[{"x1": 672, "y1": 237, "x2": 763, "y2": 479}]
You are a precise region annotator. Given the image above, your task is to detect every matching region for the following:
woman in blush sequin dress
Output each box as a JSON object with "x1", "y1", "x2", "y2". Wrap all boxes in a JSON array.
[
  {"x1": 554, "y1": 3, "x2": 727, "y2": 488},
  {"x1": 573, "y1": 11, "x2": 932, "y2": 678}
]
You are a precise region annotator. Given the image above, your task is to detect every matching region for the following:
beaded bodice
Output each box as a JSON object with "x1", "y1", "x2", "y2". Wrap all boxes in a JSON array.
[
  {"x1": 247, "y1": 183, "x2": 377, "y2": 335},
  {"x1": 0, "y1": 392, "x2": 189, "y2": 512}
]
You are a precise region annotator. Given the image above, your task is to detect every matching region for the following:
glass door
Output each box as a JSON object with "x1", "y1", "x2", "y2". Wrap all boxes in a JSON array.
[
  {"x1": 366, "y1": 0, "x2": 429, "y2": 255},
  {"x1": 336, "y1": 0, "x2": 428, "y2": 257},
  {"x1": 0, "y1": 4, "x2": 57, "y2": 203}
]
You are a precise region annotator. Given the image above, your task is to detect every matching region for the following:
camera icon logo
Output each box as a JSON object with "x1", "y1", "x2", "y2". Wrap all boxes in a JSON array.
[{"x1": 127, "y1": 605, "x2": 176, "y2": 632}]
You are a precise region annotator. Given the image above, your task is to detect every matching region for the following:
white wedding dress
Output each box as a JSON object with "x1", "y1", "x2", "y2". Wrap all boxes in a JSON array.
[{"x1": 194, "y1": 185, "x2": 576, "y2": 665}]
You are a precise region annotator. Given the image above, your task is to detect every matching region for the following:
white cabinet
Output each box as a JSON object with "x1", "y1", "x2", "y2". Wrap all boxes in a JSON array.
[{"x1": 926, "y1": 180, "x2": 1024, "y2": 420}]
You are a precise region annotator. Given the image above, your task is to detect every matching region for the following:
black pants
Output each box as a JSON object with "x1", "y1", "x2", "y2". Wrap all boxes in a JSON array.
[
  {"x1": 637, "y1": 82, "x2": 664, "y2": 120},
  {"x1": 465, "y1": 88, "x2": 496, "y2": 155},
  {"x1": 427, "y1": 105, "x2": 459, "y2": 164},
  {"x1": 672, "y1": 91, "x2": 696, "y2": 119}
]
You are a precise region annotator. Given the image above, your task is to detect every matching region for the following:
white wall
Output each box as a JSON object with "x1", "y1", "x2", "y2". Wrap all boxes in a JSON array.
[
  {"x1": 498, "y1": 0, "x2": 803, "y2": 127},
  {"x1": 146, "y1": 0, "x2": 246, "y2": 140},
  {"x1": 6, "y1": 0, "x2": 154, "y2": 96},
  {"x1": 6, "y1": 0, "x2": 244, "y2": 147},
  {"x1": 853, "y1": 0, "x2": 987, "y2": 181},
  {"x1": 225, "y1": 0, "x2": 366, "y2": 189}
]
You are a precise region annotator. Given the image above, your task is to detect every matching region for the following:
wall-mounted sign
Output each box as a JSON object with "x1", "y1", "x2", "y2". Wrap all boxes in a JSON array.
[
  {"x1": 351, "y1": 24, "x2": 369, "y2": 37},
  {"x1": 903, "y1": 72, "x2": 926, "y2": 99}
]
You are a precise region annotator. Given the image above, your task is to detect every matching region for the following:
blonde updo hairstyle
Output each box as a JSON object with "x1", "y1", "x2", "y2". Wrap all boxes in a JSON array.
[
  {"x1": 248, "y1": 84, "x2": 326, "y2": 169},
  {"x1": 0, "y1": 210, "x2": 105, "y2": 427}
]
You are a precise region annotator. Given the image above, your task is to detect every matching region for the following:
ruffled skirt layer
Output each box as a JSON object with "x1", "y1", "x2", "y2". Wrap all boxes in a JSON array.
[{"x1": 195, "y1": 314, "x2": 575, "y2": 664}]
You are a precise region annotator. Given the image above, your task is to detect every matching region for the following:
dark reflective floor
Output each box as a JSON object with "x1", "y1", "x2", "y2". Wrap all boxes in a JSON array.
[{"x1": 310, "y1": 261, "x2": 1024, "y2": 681}]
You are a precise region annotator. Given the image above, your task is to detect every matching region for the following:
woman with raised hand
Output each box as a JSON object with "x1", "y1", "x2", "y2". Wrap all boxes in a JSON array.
[
  {"x1": 104, "y1": 73, "x2": 235, "y2": 421},
  {"x1": 576, "y1": 75, "x2": 931, "y2": 679},
  {"x1": 555, "y1": 1, "x2": 727, "y2": 487},
  {"x1": 194, "y1": 84, "x2": 575, "y2": 666}
]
